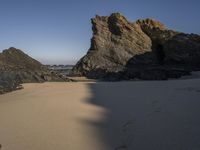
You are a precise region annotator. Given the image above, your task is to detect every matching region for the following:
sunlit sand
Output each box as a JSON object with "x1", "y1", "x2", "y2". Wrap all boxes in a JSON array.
[{"x1": 0, "y1": 82, "x2": 108, "y2": 150}]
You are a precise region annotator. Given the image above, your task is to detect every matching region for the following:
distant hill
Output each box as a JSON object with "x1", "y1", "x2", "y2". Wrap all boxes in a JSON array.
[{"x1": 0, "y1": 47, "x2": 67, "y2": 94}]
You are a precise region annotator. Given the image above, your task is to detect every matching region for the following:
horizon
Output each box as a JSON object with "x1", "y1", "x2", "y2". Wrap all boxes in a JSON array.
[{"x1": 0, "y1": 0, "x2": 200, "y2": 65}]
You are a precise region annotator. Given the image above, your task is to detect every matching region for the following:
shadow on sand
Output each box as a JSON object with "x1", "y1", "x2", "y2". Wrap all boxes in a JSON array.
[{"x1": 81, "y1": 80, "x2": 200, "y2": 150}]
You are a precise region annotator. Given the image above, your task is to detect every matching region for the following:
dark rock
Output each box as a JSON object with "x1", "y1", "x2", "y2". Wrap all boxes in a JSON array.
[
  {"x1": 72, "y1": 13, "x2": 200, "y2": 80},
  {"x1": 164, "y1": 33, "x2": 200, "y2": 67},
  {"x1": 0, "y1": 47, "x2": 67, "y2": 94}
]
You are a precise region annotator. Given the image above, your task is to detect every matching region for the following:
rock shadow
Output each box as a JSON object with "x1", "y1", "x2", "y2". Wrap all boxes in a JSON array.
[{"x1": 81, "y1": 81, "x2": 200, "y2": 150}]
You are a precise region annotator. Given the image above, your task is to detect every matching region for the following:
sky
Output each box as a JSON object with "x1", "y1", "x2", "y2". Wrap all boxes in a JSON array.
[{"x1": 0, "y1": 0, "x2": 199, "y2": 65}]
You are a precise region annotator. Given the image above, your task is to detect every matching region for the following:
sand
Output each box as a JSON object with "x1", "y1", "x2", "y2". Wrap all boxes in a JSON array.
[{"x1": 0, "y1": 79, "x2": 200, "y2": 150}]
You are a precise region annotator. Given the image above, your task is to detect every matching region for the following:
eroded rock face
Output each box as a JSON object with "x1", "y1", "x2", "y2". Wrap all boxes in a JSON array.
[
  {"x1": 0, "y1": 47, "x2": 67, "y2": 94},
  {"x1": 73, "y1": 13, "x2": 152, "y2": 77},
  {"x1": 164, "y1": 33, "x2": 200, "y2": 67},
  {"x1": 73, "y1": 13, "x2": 200, "y2": 80}
]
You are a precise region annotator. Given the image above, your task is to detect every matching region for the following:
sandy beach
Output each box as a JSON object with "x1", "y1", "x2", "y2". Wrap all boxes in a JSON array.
[{"x1": 0, "y1": 79, "x2": 200, "y2": 150}]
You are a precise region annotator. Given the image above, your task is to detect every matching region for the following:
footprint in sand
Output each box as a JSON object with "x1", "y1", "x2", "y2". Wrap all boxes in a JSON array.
[
  {"x1": 115, "y1": 145, "x2": 127, "y2": 150},
  {"x1": 116, "y1": 119, "x2": 136, "y2": 150},
  {"x1": 152, "y1": 100, "x2": 162, "y2": 113},
  {"x1": 122, "y1": 119, "x2": 136, "y2": 132}
]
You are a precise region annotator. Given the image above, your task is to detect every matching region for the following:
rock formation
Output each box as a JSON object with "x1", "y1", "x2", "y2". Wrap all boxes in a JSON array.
[
  {"x1": 73, "y1": 13, "x2": 152, "y2": 77},
  {"x1": 0, "y1": 47, "x2": 67, "y2": 94},
  {"x1": 72, "y1": 13, "x2": 200, "y2": 80}
]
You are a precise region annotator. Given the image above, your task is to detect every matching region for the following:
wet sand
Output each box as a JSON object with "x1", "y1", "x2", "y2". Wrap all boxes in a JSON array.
[{"x1": 0, "y1": 79, "x2": 200, "y2": 150}]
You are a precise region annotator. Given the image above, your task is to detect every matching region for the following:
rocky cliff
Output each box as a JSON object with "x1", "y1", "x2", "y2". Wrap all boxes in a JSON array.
[
  {"x1": 72, "y1": 13, "x2": 200, "y2": 80},
  {"x1": 0, "y1": 47, "x2": 67, "y2": 94}
]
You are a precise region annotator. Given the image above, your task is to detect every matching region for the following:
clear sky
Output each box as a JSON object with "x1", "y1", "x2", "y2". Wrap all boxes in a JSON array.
[{"x1": 0, "y1": 0, "x2": 199, "y2": 65}]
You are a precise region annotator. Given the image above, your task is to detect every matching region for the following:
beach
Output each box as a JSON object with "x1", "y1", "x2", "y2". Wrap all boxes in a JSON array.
[{"x1": 0, "y1": 79, "x2": 200, "y2": 150}]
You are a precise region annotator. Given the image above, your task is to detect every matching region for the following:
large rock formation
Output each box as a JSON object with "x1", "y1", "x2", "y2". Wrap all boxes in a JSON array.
[
  {"x1": 0, "y1": 47, "x2": 67, "y2": 94},
  {"x1": 73, "y1": 13, "x2": 152, "y2": 77},
  {"x1": 72, "y1": 13, "x2": 200, "y2": 80}
]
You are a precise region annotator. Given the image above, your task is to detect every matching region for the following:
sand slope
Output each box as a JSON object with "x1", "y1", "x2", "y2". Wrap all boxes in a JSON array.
[{"x1": 0, "y1": 80, "x2": 200, "y2": 150}]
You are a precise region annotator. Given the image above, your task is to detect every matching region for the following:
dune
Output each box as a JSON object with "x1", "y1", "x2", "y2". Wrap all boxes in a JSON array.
[{"x1": 0, "y1": 79, "x2": 200, "y2": 150}]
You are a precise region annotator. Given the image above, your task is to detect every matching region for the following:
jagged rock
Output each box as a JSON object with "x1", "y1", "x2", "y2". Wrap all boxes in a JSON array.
[
  {"x1": 0, "y1": 47, "x2": 67, "y2": 94},
  {"x1": 72, "y1": 13, "x2": 200, "y2": 80},
  {"x1": 72, "y1": 13, "x2": 152, "y2": 77}
]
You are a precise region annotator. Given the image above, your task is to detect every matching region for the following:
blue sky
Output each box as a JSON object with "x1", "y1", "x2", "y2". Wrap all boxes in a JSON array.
[{"x1": 0, "y1": 0, "x2": 199, "y2": 64}]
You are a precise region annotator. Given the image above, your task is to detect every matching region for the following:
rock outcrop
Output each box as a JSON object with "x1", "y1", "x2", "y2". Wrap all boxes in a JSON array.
[
  {"x1": 73, "y1": 13, "x2": 152, "y2": 78},
  {"x1": 72, "y1": 13, "x2": 200, "y2": 80},
  {"x1": 0, "y1": 47, "x2": 67, "y2": 94}
]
